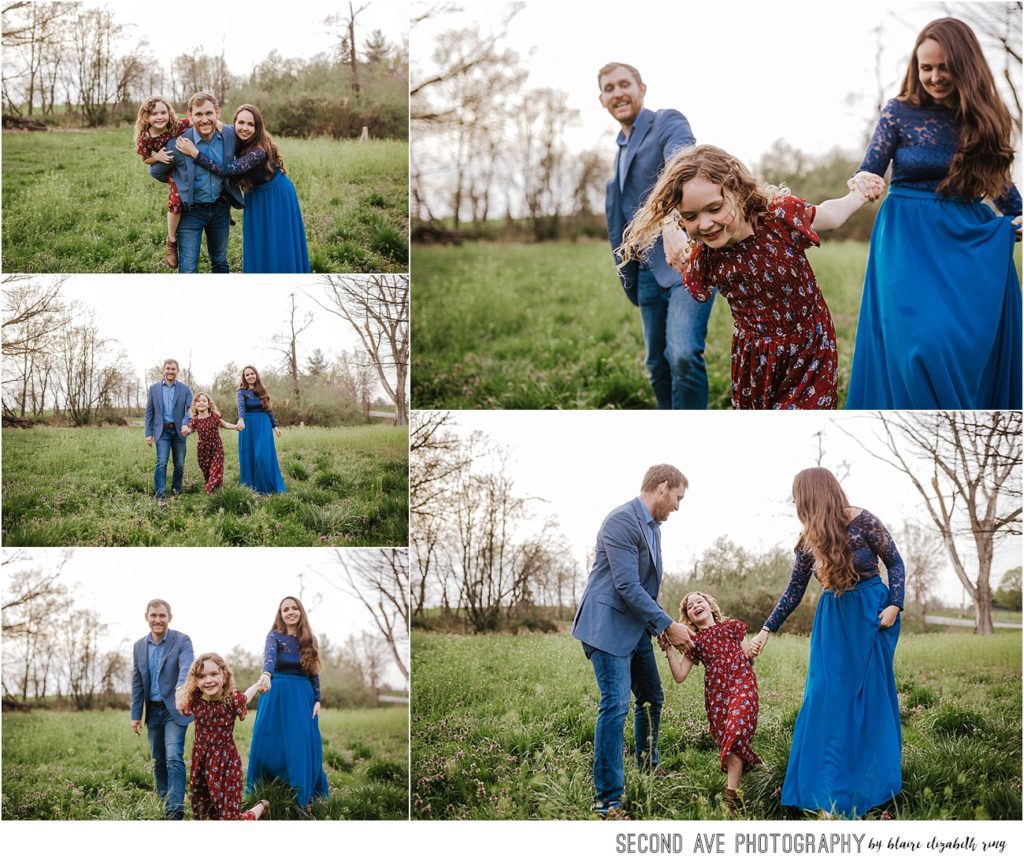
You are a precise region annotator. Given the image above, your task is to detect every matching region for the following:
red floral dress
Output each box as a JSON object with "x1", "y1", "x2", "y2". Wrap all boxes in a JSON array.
[
  {"x1": 181, "y1": 690, "x2": 254, "y2": 820},
  {"x1": 684, "y1": 196, "x2": 838, "y2": 410},
  {"x1": 136, "y1": 117, "x2": 191, "y2": 214},
  {"x1": 191, "y1": 412, "x2": 225, "y2": 493},
  {"x1": 683, "y1": 618, "x2": 762, "y2": 772}
]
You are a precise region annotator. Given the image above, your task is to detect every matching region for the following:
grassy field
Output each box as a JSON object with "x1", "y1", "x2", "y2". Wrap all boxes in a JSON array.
[
  {"x1": 1, "y1": 705, "x2": 407, "y2": 820},
  {"x1": 1, "y1": 129, "x2": 408, "y2": 273},
  {"x1": 1, "y1": 425, "x2": 407, "y2": 546},
  {"x1": 411, "y1": 630, "x2": 1022, "y2": 820},
  {"x1": 410, "y1": 239, "x2": 868, "y2": 409}
]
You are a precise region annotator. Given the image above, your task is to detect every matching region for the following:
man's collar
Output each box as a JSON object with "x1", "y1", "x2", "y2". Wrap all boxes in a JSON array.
[{"x1": 161, "y1": 379, "x2": 176, "y2": 387}]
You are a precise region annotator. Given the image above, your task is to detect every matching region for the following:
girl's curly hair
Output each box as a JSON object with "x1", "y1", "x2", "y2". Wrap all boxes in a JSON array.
[
  {"x1": 678, "y1": 591, "x2": 725, "y2": 635},
  {"x1": 180, "y1": 652, "x2": 236, "y2": 706},
  {"x1": 134, "y1": 96, "x2": 180, "y2": 142},
  {"x1": 189, "y1": 392, "x2": 219, "y2": 418}
]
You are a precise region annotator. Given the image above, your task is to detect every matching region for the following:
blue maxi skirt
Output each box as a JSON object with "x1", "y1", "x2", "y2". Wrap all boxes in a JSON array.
[
  {"x1": 781, "y1": 576, "x2": 901, "y2": 817},
  {"x1": 238, "y1": 410, "x2": 287, "y2": 495},
  {"x1": 246, "y1": 672, "x2": 329, "y2": 807},
  {"x1": 242, "y1": 170, "x2": 311, "y2": 274},
  {"x1": 846, "y1": 186, "x2": 1021, "y2": 409}
]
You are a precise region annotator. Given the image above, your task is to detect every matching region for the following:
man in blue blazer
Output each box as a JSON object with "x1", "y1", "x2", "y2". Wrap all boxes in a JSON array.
[
  {"x1": 572, "y1": 464, "x2": 694, "y2": 819},
  {"x1": 144, "y1": 358, "x2": 193, "y2": 503},
  {"x1": 150, "y1": 92, "x2": 244, "y2": 273},
  {"x1": 600, "y1": 62, "x2": 713, "y2": 410},
  {"x1": 130, "y1": 598, "x2": 194, "y2": 819}
]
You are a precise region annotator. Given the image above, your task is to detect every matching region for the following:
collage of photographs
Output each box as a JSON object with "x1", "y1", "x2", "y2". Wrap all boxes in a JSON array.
[{"x1": 0, "y1": 0, "x2": 1021, "y2": 860}]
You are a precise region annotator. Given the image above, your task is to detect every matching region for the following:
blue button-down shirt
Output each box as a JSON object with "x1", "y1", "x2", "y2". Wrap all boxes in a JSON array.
[
  {"x1": 161, "y1": 381, "x2": 177, "y2": 425},
  {"x1": 638, "y1": 499, "x2": 661, "y2": 572},
  {"x1": 193, "y1": 131, "x2": 225, "y2": 203},
  {"x1": 147, "y1": 636, "x2": 165, "y2": 702}
]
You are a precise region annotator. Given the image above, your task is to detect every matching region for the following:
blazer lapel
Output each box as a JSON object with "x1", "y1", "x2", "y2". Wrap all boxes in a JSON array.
[{"x1": 622, "y1": 109, "x2": 654, "y2": 182}]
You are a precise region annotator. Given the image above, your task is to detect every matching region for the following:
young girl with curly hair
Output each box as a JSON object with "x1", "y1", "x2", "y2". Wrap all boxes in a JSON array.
[
  {"x1": 620, "y1": 144, "x2": 882, "y2": 410},
  {"x1": 188, "y1": 392, "x2": 239, "y2": 494},
  {"x1": 177, "y1": 653, "x2": 268, "y2": 820},
  {"x1": 660, "y1": 591, "x2": 760, "y2": 812},
  {"x1": 246, "y1": 596, "x2": 329, "y2": 809},
  {"x1": 846, "y1": 17, "x2": 1021, "y2": 410},
  {"x1": 133, "y1": 96, "x2": 191, "y2": 268},
  {"x1": 748, "y1": 467, "x2": 905, "y2": 817}
]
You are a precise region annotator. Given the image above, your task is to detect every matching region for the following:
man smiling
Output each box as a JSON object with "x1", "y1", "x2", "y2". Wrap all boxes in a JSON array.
[
  {"x1": 144, "y1": 359, "x2": 193, "y2": 504},
  {"x1": 149, "y1": 92, "x2": 243, "y2": 272}
]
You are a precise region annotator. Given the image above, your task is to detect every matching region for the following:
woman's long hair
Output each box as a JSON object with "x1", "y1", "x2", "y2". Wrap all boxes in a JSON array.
[
  {"x1": 272, "y1": 596, "x2": 320, "y2": 675},
  {"x1": 617, "y1": 144, "x2": 787, "y2": 270},
  {"x1": 238, "y1": 365, "x2": 271, "y2": 410},
  {"x1": 792, "y1": 468, "x2": 858, "y2": 595},
  {"x1": 898, "y1": 17, "x2": 1014, "y2": 201},
  {"x1": 233, "y1": 104, "x2": 286, "y2": 176},
  {"x1": 180, "y1": 652, "x2": 236, "y2": 706},
  {"x1": 134, "y1": 96, "x2": 178, "y2": 141}
]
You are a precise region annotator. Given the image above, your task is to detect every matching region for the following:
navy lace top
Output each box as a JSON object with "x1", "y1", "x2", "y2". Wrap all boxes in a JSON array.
[
  {"x1": 860, "y1": 98, "x2": 1021, "y2": 216},
  {"x1": 262, "y1": 631, "x2": 321, "y2": 702},
  {"x1": 237, "y1": 389, "x2": 278, "y2": 427},
  {"x1": 191, "y1": 147, "x2": 276, "y2": 186},
  {"x1": 762, "y1": 509, "x2": 905, "y2": 632}
]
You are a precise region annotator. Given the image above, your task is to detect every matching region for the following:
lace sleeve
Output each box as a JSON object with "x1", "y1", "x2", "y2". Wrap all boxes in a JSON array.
[
  {"x1": 682, "y1": 245, "x2": 714, "y2": 303},
  {"x1": 311, "y1": 673, "x2": 321, "y2": 704},
  {"x1": 192, "y1": 147, "x2": 268, "y2": 177},
  {"x1": 859, "y1": 99, "x2": 899, "y2": 176},
  {"x1": 237, "y1": 391, "x2": 247, "y2": 421},
  {"x1": 763, "y1": 549, "x2": 815, "y2": 632},
  {"x1": 994, "y1": 183, "x2": 1023, "y2": 218},
  {"x1": 262, "y1": 631, "x2": 277, "y2": 675},
  {"x1": 862, "y1": 511, "x2": 905, "y2": 609}
]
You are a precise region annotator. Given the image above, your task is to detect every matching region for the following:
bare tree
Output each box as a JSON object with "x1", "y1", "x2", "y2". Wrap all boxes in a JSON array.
[
  {"x1": 899, "y1": 520, "x2": 945, "y2": 616},
  {"x1": 314, "y1": 275, "x2": 409, "y2": 425},
  {"x1": 851, "y1": 412, "x2": 1021, "y2": 634},
  {"x1": 323, "y1": 549, "x2": 409, "y2": 683},
  {"x1": 272, "y1": 293, "x2": 313, "y2": 407},
  {"x1": 326, "y1": 1, "x2": 370, "y2": 99},
  {"x1": 1, "y1": 2, "x2": 75, "y2": 116}
]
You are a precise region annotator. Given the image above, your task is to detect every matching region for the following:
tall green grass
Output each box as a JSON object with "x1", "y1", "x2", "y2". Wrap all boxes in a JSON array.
[
  {"x1": 1, "y1": 425, "x2": 408, "y2": 546},
  {"x1": 411, "y1": 630, "x2": 1021, "y2": 820},
  {"x1": 1, "y1": 706, "x2": 408, "y2": 820},
  {"x1": 410, "y1": 239, "x2": 870, "y2": 409},
  {"x1": 1, "y1": 130, "x2": 408, "y2": 273}
]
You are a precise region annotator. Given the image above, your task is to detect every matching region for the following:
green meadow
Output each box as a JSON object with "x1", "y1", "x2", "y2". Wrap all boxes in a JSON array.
[
  {"x1": 1, "y1": 706, "x2": 408, "y2": 820},
  {"x1": 410, "y1": 239, "x2": 868, "y2": 409},
  {"x1": 1, "y1": 425, "x2": 408, "y2": 547},
  {"x1": 1, "y1": 129, "x2": 408, "y2": 273},
  {"x1": 411, "y1": 630, "x2": 1022, "y2": 820}
]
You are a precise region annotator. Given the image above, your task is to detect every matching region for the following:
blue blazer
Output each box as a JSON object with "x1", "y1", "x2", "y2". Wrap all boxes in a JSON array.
[
  {"x1": 144, "y1": 380, "x2": 193, "y2": 442},
  {"x1": 149, "y1": 124, "x2": 244, "y2": 209},
  {"x1": 130, "y1": 629, "x2": 194, "y2": 727},
  {"x1": 605, "y1": 107, "x2": 695, "y2": 305},
  {"x1": 571, "y1": 497, "x2": 674, "y2": 656}
]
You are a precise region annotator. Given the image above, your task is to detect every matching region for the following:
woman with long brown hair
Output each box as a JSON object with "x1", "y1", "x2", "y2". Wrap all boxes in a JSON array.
[
  {"x1": 747, "y1": 468, "x2": 904, "y2": 817},
  {"x1": 175, "y1": 103, "x2": 310, "y2": 272},
  {"x1": 236, "y1": 365, "x2": 286, "y2": 495},
  {"x1": 246, "y1": 596, "x2": 329, "y2": 809},
  {"x1": 845, "y1": 17, "x2": 1021, "y2": 409}
]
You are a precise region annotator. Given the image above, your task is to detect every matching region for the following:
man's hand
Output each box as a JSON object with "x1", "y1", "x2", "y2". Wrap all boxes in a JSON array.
[
  {"x1": 180, "y1": 425, "x2": 191, "y2": 437},
  {"x1": 131, "y1": 719, "x2": 142, "y2": 735},
  {"x1": 145, "y1": 436, "x2": 154, "y2": 448},
  {"x1": 662, "y1": 620, "x2": 693, "y2": 650}
]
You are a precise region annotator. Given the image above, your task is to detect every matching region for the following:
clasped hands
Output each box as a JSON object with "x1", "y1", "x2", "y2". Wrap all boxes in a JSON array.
[{"x1": 848, "y1": 171, "x2": 886, "y2": 202}]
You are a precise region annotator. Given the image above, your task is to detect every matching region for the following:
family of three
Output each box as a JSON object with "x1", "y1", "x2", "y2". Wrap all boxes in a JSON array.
[
  {"x1": 134, "y1": 91, "x2": 310, "y2": 273},
  {"x1": 130, "y1": 596, "x2": 329, "y2": 820},
  {"x1": 572, "y1": 463, "x2": 905, "y2": 820},
  {"x1": 605, "y1": 16, "x2": 1020, "y2": 411},
  {"x1": 144, "y1": 359, "x2": 286, "y2": 502}
]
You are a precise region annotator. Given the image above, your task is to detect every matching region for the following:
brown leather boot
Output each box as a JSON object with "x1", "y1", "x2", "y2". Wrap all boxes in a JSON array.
[
  {"x1": 724, "y1": 788, "x2": 743, "y2": 814},
  {"x1": 165, "y1": 238, "x2": 178, "y2": 268}
]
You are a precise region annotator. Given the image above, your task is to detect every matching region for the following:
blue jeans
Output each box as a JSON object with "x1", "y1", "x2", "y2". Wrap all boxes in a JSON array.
[
  {"x1": 146, "y1": 701, "x2": 188, "y2": 818},
  {"x1": 177, "y1": 202, "x2": 230, "y2": 273},
  {"x1": 584, "y1": 635, "x2": 664, "y2": 806},
  {"x1": 637, "y1": 269, "x2": 713, "y2": 409},
  {"x1": 154, "y1": 426, "x2": 186, "y2": 498}
]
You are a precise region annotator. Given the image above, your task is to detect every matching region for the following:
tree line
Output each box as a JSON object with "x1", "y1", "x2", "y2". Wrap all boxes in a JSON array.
[
  {"x1": 2, "y1": 1, "x2": 408, "y2": 138},
  {"x1": 1, "y1": 549, "x2": 409, "y2": 711},
  {"x1": 411, "y1": 3, "x2": 1020, "y2": 244},
  {"x1": 1, "y1": 275, "x2": 409, "y2": 427},
  {"x1": 410, "y1": 412, "x2": 1021, "y2": 636}
]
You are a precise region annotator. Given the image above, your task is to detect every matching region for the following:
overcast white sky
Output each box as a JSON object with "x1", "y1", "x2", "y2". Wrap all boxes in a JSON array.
[
  {"x1": 4, "y1": 547, "x2": 407, "y2": 688},
  {"x1": 443, "y1": 410, "x2": 1021, "y2": 606},
  {"x1": 101, "y1": 0, "x2": 409, "y2": 72},
  {"x1": 54, "y1": 275, "x2": 365, "y2": 387},
  {"x1": 413, "y1": 0, "x2": 1020, "y2": 201}
]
